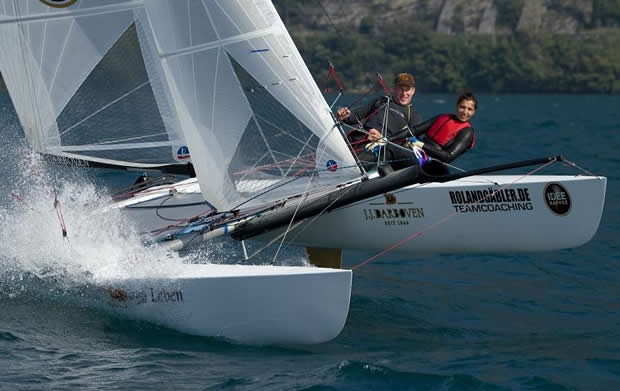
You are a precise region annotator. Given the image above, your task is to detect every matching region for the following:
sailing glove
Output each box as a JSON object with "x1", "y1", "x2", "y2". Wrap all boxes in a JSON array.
[{"x1": 406, "y1": 137, "x2": 424, "y2": 149}]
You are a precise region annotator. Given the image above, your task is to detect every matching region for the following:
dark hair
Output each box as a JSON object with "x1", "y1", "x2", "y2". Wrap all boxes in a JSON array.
[{"x1": 457, "y1": 90, "x2": 477, "y2": 109}]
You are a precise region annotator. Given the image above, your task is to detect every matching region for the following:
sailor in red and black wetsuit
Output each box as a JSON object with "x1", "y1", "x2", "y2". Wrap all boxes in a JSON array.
[{"x1": 408, "y1": 91, "x2": 477, "y2": 175}]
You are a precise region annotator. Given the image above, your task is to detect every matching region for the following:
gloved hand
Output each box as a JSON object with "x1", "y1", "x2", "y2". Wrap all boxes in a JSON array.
[
  {"x1": 412, "y1": 146, "x2": 430, "y2": 166},
  {"x1": 407, "y1": 137, "x2": 424, "y2": 149},
  {"x1": 364, "y1": 140, "x2": 385, "y2": 156}
]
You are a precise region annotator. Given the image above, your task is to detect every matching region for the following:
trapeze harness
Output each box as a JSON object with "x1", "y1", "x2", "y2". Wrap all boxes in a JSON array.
[{"x1": 426, "y1": 114, "x2": 475, "y2": 148}]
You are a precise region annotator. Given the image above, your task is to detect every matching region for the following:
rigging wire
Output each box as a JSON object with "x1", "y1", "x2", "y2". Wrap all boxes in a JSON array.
[
  {"x1": 315, "y1": 0, "x2": 343, "y2": 35},
  {"x1": 11, "y1": 2, "x2": 70, "y2": 241},
  {"x1": 270, "y1": 140, "x2": 354, "y2": 263},
  {"x1": 561, "y1": 158, "x2": 599, "y2": 177}
]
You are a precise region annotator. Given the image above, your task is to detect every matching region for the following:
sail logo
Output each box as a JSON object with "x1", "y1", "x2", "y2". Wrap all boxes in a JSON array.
[
  {"x1": 176, "y1": 146, "x2": 191, "y2": 160},
  {"x1": 326, "y1": 159, "x2": 338, "y2": 172},
  {"x1": 544, "y1": 183, "x2": 571, "y2": 216},
  {"x1": 40, "y1": 0, "x2": 78, "y2": 8}
]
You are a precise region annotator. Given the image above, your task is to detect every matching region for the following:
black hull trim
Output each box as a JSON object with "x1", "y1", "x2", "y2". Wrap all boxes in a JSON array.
[{"x1": 41, "y1": 153, "x2": 196, "y2": 176}]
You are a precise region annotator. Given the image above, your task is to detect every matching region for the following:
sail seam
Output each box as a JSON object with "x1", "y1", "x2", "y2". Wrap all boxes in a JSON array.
[
  {"x1": 48, "y1": 15, "x2": 74, "y2": 113},
  {"x1": 158, "y1": 26, "x2": 278, "y2": 59}
]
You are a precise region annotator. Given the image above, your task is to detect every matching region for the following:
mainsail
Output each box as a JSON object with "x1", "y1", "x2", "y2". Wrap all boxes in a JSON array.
[
  {"x1": 0, "y1": 0, "x2": 188, "y2": 169},
  {"x1": 141, "y1": 0, "x2": 362, "y2": 212},
  {"x1": 1, "y1": 0, "x2": 363, "y2": 213}
]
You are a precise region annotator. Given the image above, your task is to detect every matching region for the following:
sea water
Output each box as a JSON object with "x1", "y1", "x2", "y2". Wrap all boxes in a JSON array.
[{"x1": 0, "y1": 92, "x2": 618, "y2": 390}]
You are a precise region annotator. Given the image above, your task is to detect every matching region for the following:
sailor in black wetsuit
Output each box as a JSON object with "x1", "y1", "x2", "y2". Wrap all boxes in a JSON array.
[
  {"x1": 336, "y1": 73, "x2": 423, "y2": 172},
  {"x1": 406, "y1": 91, "x2": 477, "y2": 175}
]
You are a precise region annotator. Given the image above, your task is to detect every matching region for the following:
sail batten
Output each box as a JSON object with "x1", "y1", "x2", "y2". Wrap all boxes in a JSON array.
[{"x1": 158, "y1": 26, "x2": 279, "y2": 59}]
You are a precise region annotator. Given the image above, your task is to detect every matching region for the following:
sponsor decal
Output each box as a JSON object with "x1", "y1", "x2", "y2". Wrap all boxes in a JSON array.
[
  {"x1": 147, "y1": 287, "x2": 184, "y2": 304},
  {"x1": 326, "y1": 159, "x2": 338, "y2": 172},
  {"x1": 363, "y1": 207, "x2": 425, "y2": 226},
  {"x1": 176, "y1": 146, "x2": 191, "y2": 160},
  {"x1": 107, "y1": 287, "x2": 184, "y2": 308},
  {"x1": 40, "y1": 0, "x2": 78, "y2": 8},
  {"x1": 46, "y1": 155, "x2": 91, "y2": 167},
  {"x1": 449, "y1": 187, "x2": 534, "y2": 213},
  {"x1": 364, "y1": 197, "x2": 424, "y2": 226},
  {"x1": 544, "y1": 183, "x2": 571, "y2": 216}
]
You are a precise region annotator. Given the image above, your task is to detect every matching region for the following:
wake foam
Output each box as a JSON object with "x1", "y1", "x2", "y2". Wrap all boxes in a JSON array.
[
  {"x1": 0, "y1": 146, "x2": 309, "y2": 301},
  {"x1": 0, "y1": 147, "x2": 185, "y2": 298}
]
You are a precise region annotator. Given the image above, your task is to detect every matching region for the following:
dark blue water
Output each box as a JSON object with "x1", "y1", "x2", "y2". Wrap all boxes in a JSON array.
[{"x1": 1, "y1": 92, "x2": 618, "y2": 390}]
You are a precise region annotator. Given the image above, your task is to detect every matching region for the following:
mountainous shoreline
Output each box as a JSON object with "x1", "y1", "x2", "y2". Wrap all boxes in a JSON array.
[
  {"x1": 1, "y1": 1, "x2": 618, "y2": 94},
  {"x1": 277, "y1": 0, "x2": 619, "y2": 35},
  {"x1": 275, "y1": 0, "x2": 620, "y2": 94}
]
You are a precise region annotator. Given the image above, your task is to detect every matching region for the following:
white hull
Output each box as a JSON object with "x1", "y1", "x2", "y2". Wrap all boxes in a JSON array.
[
  {"x1": 111, "y1": 177, "x2": 209, "y2": 237},
  {"x1": 113, "y1": 174, "x2": 606, "y2": 254},
  {"x1": 105, "y1": 264, "x2": 352, "y2": 345},
  {"x1": 286, "y1": 174, "x2": 607, "y2": 253}
]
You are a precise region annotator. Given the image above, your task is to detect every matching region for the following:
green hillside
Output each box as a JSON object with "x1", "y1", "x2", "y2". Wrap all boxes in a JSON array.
[
  {"x1": 275, "y1": 0, "x2": 620, "y2": 94},
  {"x1": 1, "y1": 1, "x2": 618, "y2": 94}
]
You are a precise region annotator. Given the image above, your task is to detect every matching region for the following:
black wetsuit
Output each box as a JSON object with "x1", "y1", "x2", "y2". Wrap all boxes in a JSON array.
[
  {"x1": 342, "y1": 96, "x2": 422, "y2": 170},
  {"x1": 411, "y1": 114, "x2": 476, "y2": 175}
]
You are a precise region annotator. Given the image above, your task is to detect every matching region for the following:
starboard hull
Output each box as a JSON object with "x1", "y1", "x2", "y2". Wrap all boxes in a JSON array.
[
  {"x1": 105, "y1": 264, "x2": 352, "y2": 345},
  {"x1": 283, "y1": 174, "x2": 607, "y2": 253},
  {"x1": 113, "y1": 174, "x2": 606, "y2": 254}
]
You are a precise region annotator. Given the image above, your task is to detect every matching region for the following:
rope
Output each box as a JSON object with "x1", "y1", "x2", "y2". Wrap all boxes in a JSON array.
[
  {"x1": 10, "y1": 193, "x2": 38, "y2": 212},
  {"x1": 350, "y1": 157, "x2": 560, "y2": 270},
  {"x1": 376, "y1": 72, "x2": 391, "y2": 96},
  {"x1": 53, "y1": 192, "x2": 68, "y2": 239},
  {"x1": 561, "y1": 158, "x2": 600, "y2": 177},
  {"x1": 325, "y1": 62, "x2": 345, "y2": 93}
]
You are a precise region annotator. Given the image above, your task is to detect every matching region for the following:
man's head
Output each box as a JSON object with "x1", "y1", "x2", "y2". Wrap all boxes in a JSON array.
[{"x1": 392, "y1": 73, "x2": 415, "y2": 105}]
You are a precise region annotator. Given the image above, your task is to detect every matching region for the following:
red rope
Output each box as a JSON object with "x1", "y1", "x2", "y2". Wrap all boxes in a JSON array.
[
  {"x1": 53, "y1": 195, "x2": 68, "y2": 238},
  {"x1": 376, "y1": 72, "x2": 391, "y2": 96},
  {"x1": 324, "y1": 62, "x2": 344, "y2": 92},
  {"x1": 10, "y1": 193, "x2": 37, "y2": 211}
]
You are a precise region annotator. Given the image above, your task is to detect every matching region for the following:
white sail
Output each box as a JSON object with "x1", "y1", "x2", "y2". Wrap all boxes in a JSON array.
[
  {"x1": 142, "y1": 0, "x2": 361, "y2": 212},
  {"x1": 0, "y1": 0, "x2": 188, "y2": 168}
]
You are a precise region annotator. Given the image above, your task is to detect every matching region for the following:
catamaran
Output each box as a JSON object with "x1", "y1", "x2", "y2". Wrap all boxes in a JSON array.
[
  {"x1": 0, "y1": 0, "x2": 606, "y2": 343},
  {"x1": 0, "y1": 0, "x2": 356, "y2": 345}
]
